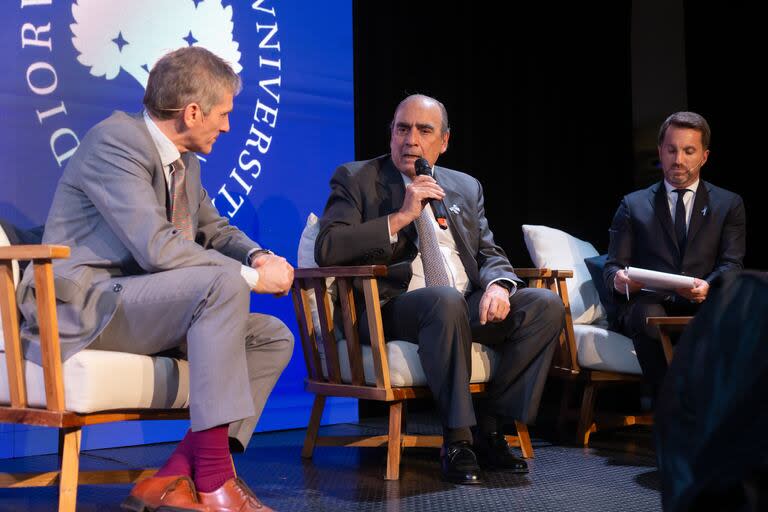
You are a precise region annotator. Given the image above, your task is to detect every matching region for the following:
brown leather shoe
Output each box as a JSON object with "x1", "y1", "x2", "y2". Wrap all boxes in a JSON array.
[
  {"x1": 197, "y1": 477, "x2": 274, "y2": 511},
  {"x1": 121, "y1": 475, "x2": 212, "y2": 511}
]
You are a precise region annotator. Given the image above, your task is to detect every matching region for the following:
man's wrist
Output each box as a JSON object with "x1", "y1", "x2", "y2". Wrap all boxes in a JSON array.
[{"x1": 247, "y1": 248, "x2": 274, "y2": 266}]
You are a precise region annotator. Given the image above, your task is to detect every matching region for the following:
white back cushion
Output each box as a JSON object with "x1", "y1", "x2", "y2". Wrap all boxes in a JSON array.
[
  {"x1": 0, "y1": 224, "x2": 21, "y2": 352},
  {"x1": 522, "y1": 224, "x2": 605, "y2": 325}
]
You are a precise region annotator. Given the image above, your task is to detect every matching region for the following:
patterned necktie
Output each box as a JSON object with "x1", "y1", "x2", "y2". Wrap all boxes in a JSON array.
[
  {"x1": 414, "y1": 206, "x2": 450, "y2": 287},
  {"x1": 673, "y1": 188, "x2": 690, "y2": 256},
  {"x1": 170, "y1": 158, "x2": 194, "y2": 241}
]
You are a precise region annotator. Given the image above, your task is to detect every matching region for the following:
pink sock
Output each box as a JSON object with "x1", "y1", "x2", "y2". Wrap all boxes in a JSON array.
[
  {"x1": 189, "y1": 425, "x2": 235, "y2": 493},
  {"x1": 155, "y1": 430, "x2": 194, "y2": 477}
]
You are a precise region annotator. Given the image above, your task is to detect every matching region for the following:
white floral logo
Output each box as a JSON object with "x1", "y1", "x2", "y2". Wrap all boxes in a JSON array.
[{"x1": 70, "y1": 0, "x2": 242, "y2": 88}]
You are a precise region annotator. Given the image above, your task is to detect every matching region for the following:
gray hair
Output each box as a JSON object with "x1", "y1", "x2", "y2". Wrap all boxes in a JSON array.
[
  {"x1": 143, "y1": 46, "x2": 242, "y2": 120},
  {"x1": 392, "y1": 94, "x2": 450, "y2": 135},
  {"x1": 658, "y1": 111, "x2": 711, "y2": 149}
]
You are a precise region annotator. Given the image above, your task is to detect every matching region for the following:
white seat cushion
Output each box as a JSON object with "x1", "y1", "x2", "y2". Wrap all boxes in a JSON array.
[
  {"x1": 328, "y1": 339, "x2": 498, "y2": 387},
  {"x1": 0, "y1": 349, "x2": 189, "y2": 413},
  {"x1": 573, "y1": 323, "x2": 641, "y2": 375},
  {"x1": 522, "y1": 224, "x2": 606, "y2": 325}
]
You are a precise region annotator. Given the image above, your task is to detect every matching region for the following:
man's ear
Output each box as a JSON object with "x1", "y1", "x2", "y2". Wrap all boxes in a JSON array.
[
  {"x1": 182, "y1": 103, "x2": 202, "y2": 127},
  {"x1": 440, "y1": 130, "x2": 450, "y2": 154}
]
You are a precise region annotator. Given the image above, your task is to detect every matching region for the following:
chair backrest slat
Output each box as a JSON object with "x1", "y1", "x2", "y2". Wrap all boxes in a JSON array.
[
  {"x1": 291, "y1": 282, "x2": 323, "y2": 381},
  {"x1": 361, "y1": 278, "x2": 391, "y2": 390},
  {"x1": 550, "y1": 273, "x2": 580, "y2": 372},
  {"x1": 336, "y1": 278, "x2": 365, "y2": 386},
  {"x1": 312, "y1": 278, "x2": 342, "y2": 384},
  {"x1": 0, "y1": 261, "x2": 27, "y2": 407},
  {"x1": 31, "y1": 260, "x2": 65, "y2": 411}
]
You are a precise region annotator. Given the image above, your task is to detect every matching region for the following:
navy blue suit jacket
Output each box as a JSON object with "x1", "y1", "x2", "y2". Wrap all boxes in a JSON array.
[{"x1": 604, "y1": 180, "x2": 745, "y2": 320}]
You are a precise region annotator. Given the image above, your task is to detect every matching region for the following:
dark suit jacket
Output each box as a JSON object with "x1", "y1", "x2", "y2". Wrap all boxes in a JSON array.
[
  {"x1": 315, "y1": 155, "x2": 521, "y2": 304},
  {"x1": 603, "y1": 180, "x2": 746, "y2": 321},
  {"x1": 18, "y1": 111, "x2": 260, "y2": 364}
]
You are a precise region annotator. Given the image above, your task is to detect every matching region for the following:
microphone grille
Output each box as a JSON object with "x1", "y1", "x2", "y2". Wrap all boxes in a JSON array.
[{"x1": 414, "y1": 158, "x2": 431, "y2": 176}]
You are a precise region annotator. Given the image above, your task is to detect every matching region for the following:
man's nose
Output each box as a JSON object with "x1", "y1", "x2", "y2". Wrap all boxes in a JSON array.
[{"x1": 404, "y1": 128, "x2": 418, "y2": 145}]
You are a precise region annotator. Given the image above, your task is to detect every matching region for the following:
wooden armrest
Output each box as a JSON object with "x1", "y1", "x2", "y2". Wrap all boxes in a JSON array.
[
  {"x1": 0, "y1": 245, "x2": 70, "y2": 261},
  {"x1": 514, "y1": 268, "x2": 574, "y2": 279},
  {"x1": 515, "y1": 268, "x2": 553, "y2": 278},
  {"x1": 295, "y1": 265, "x2": 387, "y2": 279},
  {"x1": 646, "y1": 316, "x2": 693, "y2": 326}
]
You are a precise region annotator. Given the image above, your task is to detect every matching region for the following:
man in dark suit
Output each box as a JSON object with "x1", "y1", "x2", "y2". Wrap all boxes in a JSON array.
[
  {"x1": 604, "y1": 111, "x2": 746, "y2": 392},
  {"x1": 316, "y1": 94, "x2": 565, "y2": 484},
  {"x1": 17, "y1": 47, "x2": 293, "y2": 511}
]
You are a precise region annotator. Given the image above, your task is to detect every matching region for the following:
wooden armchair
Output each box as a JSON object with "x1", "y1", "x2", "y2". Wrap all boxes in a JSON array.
[
  {"x1": 533, "y1": 268, "x2": 654, "y2": 446},
  {"x1": 0, "y1": 244, "x2": 190, "y2": 512},
  {"x1": 291, "y1": 266, "x2": 560, "y2": 480}
]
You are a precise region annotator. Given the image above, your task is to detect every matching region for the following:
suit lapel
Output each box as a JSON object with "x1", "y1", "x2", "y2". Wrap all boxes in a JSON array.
[
  {"x1": 434, "y1": 167, "x2": 481, "y2": 287},
  {"x1": 686, "y1": 181, "x2": 710, "y2": 245},
  {"x1": 380, "y1": 158, "x2": 417, "y2": 244},
  {"x1": 652, "y1": 182, "x2": 679, "y2": 253},
  {"x1": 133, "y1": 112, "x2": 172, "y2": 220}
]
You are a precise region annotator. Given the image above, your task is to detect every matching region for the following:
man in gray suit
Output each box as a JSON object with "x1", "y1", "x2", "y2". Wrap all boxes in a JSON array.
[
  {"x1": 17, "y1": 47, "x2": 291, "y2": 512},
  {"x1": 316, "y1": 94, "x2": 565, "y2": 485}
]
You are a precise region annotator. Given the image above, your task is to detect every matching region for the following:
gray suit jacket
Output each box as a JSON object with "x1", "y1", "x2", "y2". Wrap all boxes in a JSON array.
[
  {"x1": 315, "y1": 155, "x2": 522, "y2": 304},
  {"x1": 18, "y1": 111, "x2": 259, "y2": 363}
]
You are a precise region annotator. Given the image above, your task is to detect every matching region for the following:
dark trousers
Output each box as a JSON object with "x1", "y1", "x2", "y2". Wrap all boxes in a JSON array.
[
  {"x1": 361, "y1": 286, "x2": 564, "y2": 429},
  {"x1": 617, "y1": 294, "x2": 699, "y2": 391}
]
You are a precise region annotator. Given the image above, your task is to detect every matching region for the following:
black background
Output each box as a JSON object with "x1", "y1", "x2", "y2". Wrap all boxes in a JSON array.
[{"x1": 352, "y1": 2, "x2": 765, "y2": 270}]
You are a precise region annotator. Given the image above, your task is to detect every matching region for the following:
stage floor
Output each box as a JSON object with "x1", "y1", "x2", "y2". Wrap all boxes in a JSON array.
[{"x1": 0, "y1": 417, "x2": 661, "y2": 511}]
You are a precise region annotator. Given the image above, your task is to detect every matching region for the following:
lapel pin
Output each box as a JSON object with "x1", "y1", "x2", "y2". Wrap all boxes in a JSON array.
[
  {"x1": 449, "y1": 204, "x2": 461, "y2": 214},
  {"x1": 701, "y1": 206, "x2": 708, "y2": 216}
]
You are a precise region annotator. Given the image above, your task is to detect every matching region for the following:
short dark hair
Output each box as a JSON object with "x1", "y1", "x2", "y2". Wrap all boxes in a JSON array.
[
  {"x1": 143, "y1": 46, "x2": 241, "y2": 120},
  {"x1": 391, "y1": 94, "x2": 450, "y2": 135},
  {"x1": 658, "y1": 111, "x2": 711, "y2": 149}
]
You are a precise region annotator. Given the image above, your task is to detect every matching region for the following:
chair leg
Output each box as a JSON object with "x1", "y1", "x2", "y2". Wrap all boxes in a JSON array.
[
  {"x1": 514, "y1": 421, "x2": 534, "y2": 459},
  {"x1": 577, "y1": 383, "x2": 597, "y2": 447},
  {"x1": 302, "y1": 395, "x2": 326, "y2": 459},
  {"x1": 57, "y1": 427, "x2": 81, "y2": 512},
  {"x1": 385, "y1": 401, "x2": 403, "y2": 480}
]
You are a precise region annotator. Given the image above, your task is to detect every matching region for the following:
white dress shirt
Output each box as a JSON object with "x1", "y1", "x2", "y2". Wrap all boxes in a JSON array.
[
  {"x1": 664, "y1": 178, "x2": 700, "y2": 229},
  {"x1": 388, "y1": 170, "x2": 515, "y2": 296},
  {"x1": 143, "y1": 111, "x2": 260, "y2": 288}
]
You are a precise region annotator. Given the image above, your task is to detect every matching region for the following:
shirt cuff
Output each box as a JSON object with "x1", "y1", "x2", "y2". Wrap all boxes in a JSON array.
[
  {"x1": 387, "y1": 215, "x2": 398, "y2": 244},
  {"x1": 487, "y1": 278, "x2": 517, "y2": 297},
  {"x1": 240, "y1": 265, "x2": 260, "y2": 289}
]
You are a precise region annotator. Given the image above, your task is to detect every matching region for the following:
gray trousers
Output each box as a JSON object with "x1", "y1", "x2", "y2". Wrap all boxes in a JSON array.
[
  {"x1": 89, "y1": 266, "x2": 294, "y2": 451},
  {"x1": 365, "y1": 286, "x2": 564, "y2": 429}
]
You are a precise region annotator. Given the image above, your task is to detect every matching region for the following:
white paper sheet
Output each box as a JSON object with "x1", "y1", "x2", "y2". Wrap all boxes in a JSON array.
[{"x1": 627, "y1": 267, "x2": 696, "y2": 291}]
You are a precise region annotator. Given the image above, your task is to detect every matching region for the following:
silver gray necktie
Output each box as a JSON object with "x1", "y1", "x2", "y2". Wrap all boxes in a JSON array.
[{"x1": 414, "y1": 206, "x2": 450, "y2": 287}]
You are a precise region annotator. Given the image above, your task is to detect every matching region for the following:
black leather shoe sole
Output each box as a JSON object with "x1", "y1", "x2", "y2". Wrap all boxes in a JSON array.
[
  {"x1": 481, "y1": 460, "x2": 529, "y2": 473},
  {"x1": 442, "y1": 469, "x2": 485, "y2": 485}
]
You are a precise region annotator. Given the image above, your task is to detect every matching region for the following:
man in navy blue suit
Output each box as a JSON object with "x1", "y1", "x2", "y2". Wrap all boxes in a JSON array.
[{"x1": 604, "y1": 111, "x2": 746, "y2": 391}]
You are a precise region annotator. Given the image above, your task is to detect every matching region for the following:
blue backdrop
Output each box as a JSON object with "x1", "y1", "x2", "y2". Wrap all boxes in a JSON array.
[{"x1": 0, "y1": 0, "x2": 354, "y2": 458}]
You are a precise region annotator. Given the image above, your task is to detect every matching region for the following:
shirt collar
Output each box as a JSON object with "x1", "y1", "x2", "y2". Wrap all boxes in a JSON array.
[
  {"x1": 143, "y1": 110, "x2": 181, "y2": 168},
  {"x1": 664, "y1": 178, "x2": 700, "y2": 196},
  {"x1": 399, "y1": 162, "x2": 435, "y2": 186}
]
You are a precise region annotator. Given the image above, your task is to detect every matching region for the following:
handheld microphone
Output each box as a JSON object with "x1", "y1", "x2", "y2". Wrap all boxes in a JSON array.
[{"x1": 415, "y1": 157, "x2": 449, "y2": 230}]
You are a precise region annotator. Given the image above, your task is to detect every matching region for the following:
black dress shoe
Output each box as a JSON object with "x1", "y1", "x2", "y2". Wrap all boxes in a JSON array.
[
  {"x1": 440, "y1": 441, "x2": 484, "y2": 484},
  {"x1": 474, "y1": 432, "x2": 529, "y2": 473}
]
